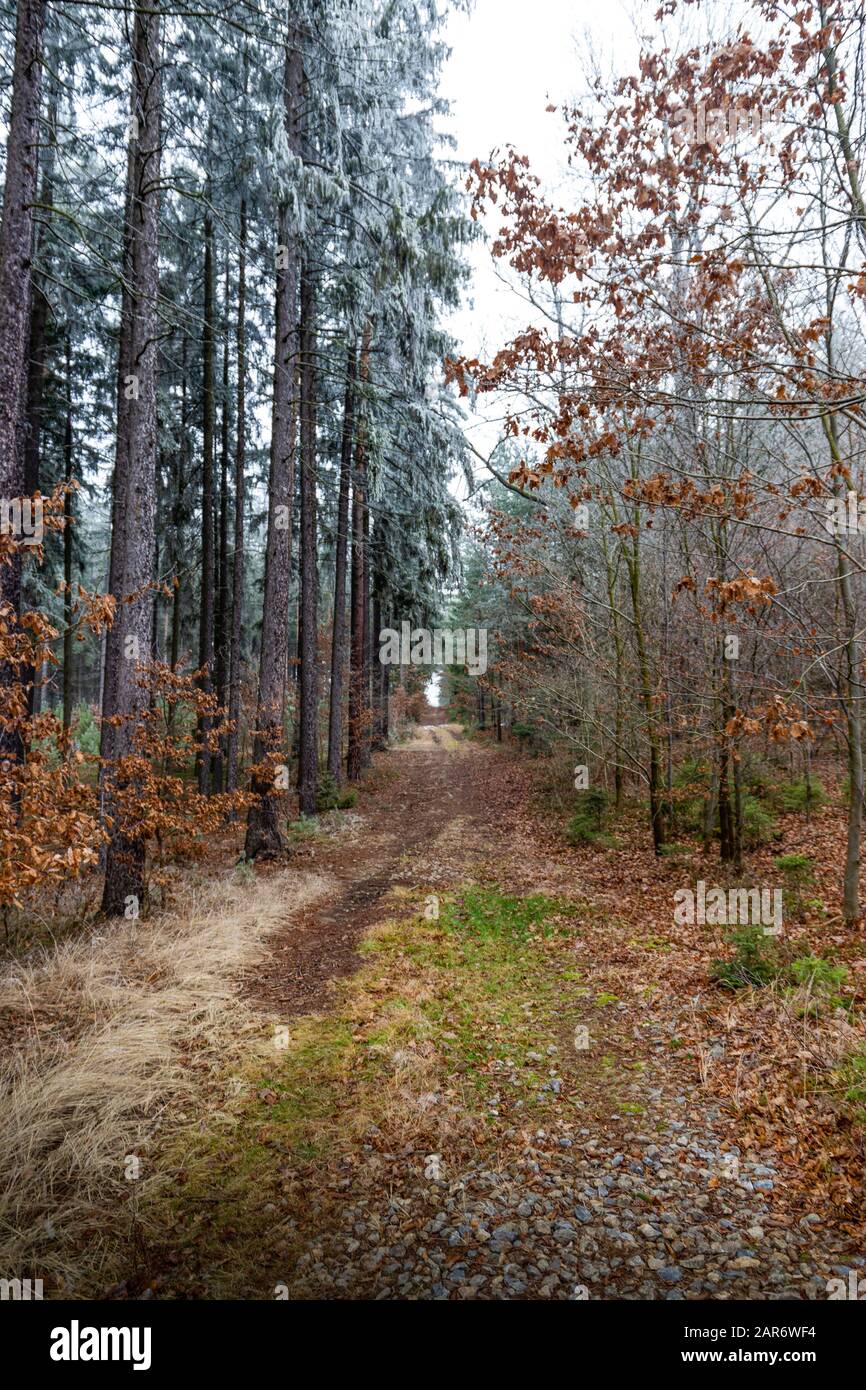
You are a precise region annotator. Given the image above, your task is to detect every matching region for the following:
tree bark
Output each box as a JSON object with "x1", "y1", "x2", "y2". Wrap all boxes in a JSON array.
[
  {"x1": 227, "y1": 198, "x2": 246, "y2": 799},
  {"x1": 100, "y1": 2, "x2": 162, "y2": 916},
  {"x1": 213, "y1": 250, "x2": 231, "y2": 794},
  {"x1": 361, "y1": 470, "x2": 372, "y2": 769},
  {"x1": 297, "y1": 259, "x2": 318, "y2": 814},
  {"x1": 347, "y1": 324, "x2": 371, "y2": 781},
  {"x1": 169, "y1": 336, "x2": 187, "y2": 677},
  {"x1": 244, "y1": 34, "x2": 302, "y2": 857},
  {"x1": 326, "y1": 343, "x2": 356, "y2": 781},
  {"x1": 23, "y1": 90, "x2": 55, "y2": 502},
  {"x1": 626, "y1": 520, "x2": 666, "y2": 855},
  {"x1": 0, "y1": 0, "x2": 47, "y2": 751},
  {"x1": 62, "y1": 333, "x2": 74, "y2": 735},
  {"x1": 197, "y1": 198, "x2": 216, "y2": 793},
  {"x1": 823, "y1": 411, "x2": 863, "y2": 922}
]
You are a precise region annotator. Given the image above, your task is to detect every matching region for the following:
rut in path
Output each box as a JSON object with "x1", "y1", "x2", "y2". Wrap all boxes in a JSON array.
[
  {"x1": 245, "y1": 725, "x2": 485, "y2": 1016},
  {"x1": 240, "y1": 732, "x2": 864, "y2": 1302}
]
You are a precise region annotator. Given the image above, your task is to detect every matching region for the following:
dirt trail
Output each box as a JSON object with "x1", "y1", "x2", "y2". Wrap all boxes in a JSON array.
[
  {"x1": 247, "y1": 726, "x2": 487, "y2": 1016},
  {"x1": 162, "y1": 727, "x2": 865, "y2": 1300}
]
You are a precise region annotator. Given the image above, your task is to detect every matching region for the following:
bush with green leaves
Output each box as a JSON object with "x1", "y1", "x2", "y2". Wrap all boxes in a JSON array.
[
  {"x1": 71, "y1": 702, "x2": 101, "y2": 756},
  {"x1": 315, "y1": 771, "x2": 357, "y2": 813},
  {"x1": 512, "y1": 721, "x2": 549, "y2": 755},
  {"x1": 774, "y1": 853, "x2": 816, "y2": 920},
  {"x1": 770, "y1": 777, "x2": 825, "y2": 814},
  {"x1": 673, "y1": 758, "x2": 709, "y2": 790},
  {"x1": 840, "y1": 1052, "x2": 866, "y2": 1123},
  {"x1": 774, "y1": 852, "x2": 813, "y2": 877},
  {"x1": 566, "y1": 787, "x2": 617, "y2": 847},
  {"x1": 741, "y1": 758, "x2": 775, "y2": 799},
  {"x1": 741, "y1": 794, "x2": 778, "y2": 847},
  {"x1": 669, "y1": 759, "x2": 708, "y2": 835},
  {"x1": 787, "y1": 954, "x2": 848, "y2": 1012},
  {"x1": 711, "y1": 923, "x2": 780, "y2": 989}
]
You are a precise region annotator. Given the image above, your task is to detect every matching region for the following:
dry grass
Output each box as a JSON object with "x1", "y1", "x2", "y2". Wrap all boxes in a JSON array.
[
  {"x1": 404, "y1": 723, "x2": 470, "y2": 752},
  {"x1": 0, "y1": 865, "x2": 331, "y2": 1294}
]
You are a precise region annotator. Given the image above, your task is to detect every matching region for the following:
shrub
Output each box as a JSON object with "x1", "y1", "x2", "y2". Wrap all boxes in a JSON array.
[
  {"x1": 711, "y1": 923, "x2": 780, "y2": 989},
  {"x1": 673, "y1": 758, "x2": 709, "y2": 790},
  {"x1": 774, "y1": 852, "x2": 814, "y2": 877},
  {"x1": 566, "y1": 788, "x2": 616, "y2": 846},
  {"x1": 71, "y1": 702, "x2": 101, "y2": 757},
  {"x1": 741, "y1": 795, "x2": 778, "y2": 847},
  {"x1": 315, "y1": 771, "x2": 356, "y2": 812},
  {"x1": 741, "y1": 757, "x2": 775, "y2": 799},
  {"x1": 513, "y1": 720, "x2": 549, "y2": 754},
  {"x1": 840, "y1": 1052, "x2": 866, "y2": 1122},
  {"x1": 774, "y1": 853, "x2": 816, "y2": 921},
  {"x1": 670, "y1": 759, "x2": 709, "y2": 835},
  {"x1": 787, "y1": 954, "x2": 848, "y2": 1010},
  {"x1": 771, "y1": 777, "x2": 825, "y2": 814}
]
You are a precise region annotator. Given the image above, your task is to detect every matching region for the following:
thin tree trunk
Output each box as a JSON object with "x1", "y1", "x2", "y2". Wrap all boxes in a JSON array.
[
  {"x1": 0, "y1": 0, "x2": 47, "y2": 755},
  {"x1": 347, "y1": 324, "x2": 372, "y2": 781},
  {"x1": 626, "y1": 524, "x2": 666, "y2": 854},
  {"x1": 327, "y1": 343, "x2": 356, "y2": 781},
  {"x1": 101, "y1": 2, "x2": 162, "y2": 915},
  {"x1": 244, "y1": 34, "x2": 301, "y2": 857},
  {"x1": 23, "y1": 91, "x2": 55, "y2": 501},
  {"x1": 213, "y1": 250, "x2": 230, "y2": 794},
  {"x1": 297, "y1": 259, "x2": 318, "y2": 815},
  {"x1": 62, "y1": 333, "x2": 74, "y2": 736},
  {"x1": 168, "y1": 335, "x2": 187, "y2": 691},
  {"x1": 227, "y1": 196, "x2": 246, "y2": 799},
  {"x1": 824, "y1": 412, "x2": 864, "y2": 921},
  {"x1": 371, "y1": 579, "x2": 387, "y2": 749},
  {"x1": 197, "y1": 196, "x2": 216, "y2": 794},
  {"x1": 361, "y1": 493, "x2": 372, "y2": 769}
]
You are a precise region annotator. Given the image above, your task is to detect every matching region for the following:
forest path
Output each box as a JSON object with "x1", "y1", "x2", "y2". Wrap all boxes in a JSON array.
[
  {"x1": 245, "y1": 723, "x2": 488, "y2": 1016},
  {"x1": 149, "y1": 730, "x2": 864, "y2": 1301}
]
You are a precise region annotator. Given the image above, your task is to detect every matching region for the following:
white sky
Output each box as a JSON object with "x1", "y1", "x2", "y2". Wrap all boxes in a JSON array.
[{"x1": 441, "y1": 0, "x2": 640, "y2": 372}]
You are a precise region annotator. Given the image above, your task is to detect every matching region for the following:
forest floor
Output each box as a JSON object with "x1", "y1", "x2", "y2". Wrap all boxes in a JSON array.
[
  {"x1": 3, "y1": 723, "x2": 866, "y2": 1299},
  {"x1": 135, "y1": 726, "x2": 866, "y2": 1299}
]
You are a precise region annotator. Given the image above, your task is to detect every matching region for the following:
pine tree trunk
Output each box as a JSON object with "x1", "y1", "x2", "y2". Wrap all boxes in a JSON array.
[
  {"x1": 23, "y1": 92, "x2": 55, "y2": 501},
  {"x1": 361, "y1": 484, "x2": 372, "y2": 769},
  {"x1": 168, "y1": 335, "x2": 187, "y2": 685},
  {"x1": 347, "y1": 326, "x2": 372, "y2": 781},
  {"x1": 379, "y1": 648, "x2": 390, "y2": 742},
  {"x1": 62, "y1": 334, "x2": 74, "y2": 736},
  {"x1": 213, "y1": 251, "x2": 230, "y2": 794},
  {"x1": 297, "y1": 260, "x2": 318, "y2": 815},
  {"x1": 21, "y1": 99, "x2": 56, "y2": 726},
  {"x1": 101, "y1": 2, "x2": 162, "y2": 916},
  {"x1": 244, "y1": 35, "x2": 301, "y2": 857},
  {"x1": 227, "y1": 197, "x2": 246, "y2": 800},
  {"x1": 197, "y1": 203, "x2": 216, "y2": 794},
  {"x1": 0, "y1": 0, "x2": 47, "y2": 751},
  {"x1": 371, "y1": 580, "x2": 386, "y2": 749},
  {"x1": 327, "y1": 343, "x2": 356, "y2": 781}
]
